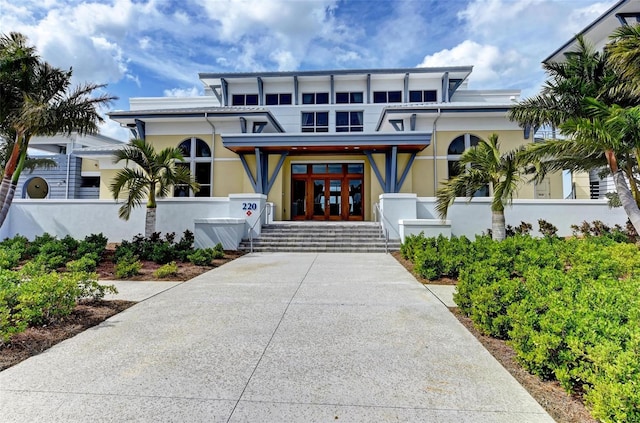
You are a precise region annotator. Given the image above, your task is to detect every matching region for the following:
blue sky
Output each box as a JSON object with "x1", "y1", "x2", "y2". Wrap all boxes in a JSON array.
[{"x1": 1, "y1": 0, "x2": 615, "y2": 140}]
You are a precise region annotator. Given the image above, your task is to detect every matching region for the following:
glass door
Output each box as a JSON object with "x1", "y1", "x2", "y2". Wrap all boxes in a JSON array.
[
  {"x1": 328, "y1": 179, "x2": 342, "y2": 219},
  {"x1": 312, "y1": 179, "x2": 326, "y2": 218},
  {"x1": 292, "y1": 179, "x2": 306, "y2": 218},
  {"x1": 311, "y1": 178, "x2": 342, "y2": 220},
  {"x1": 291, "y1": 163, "x2": 364, "y2": 221}
]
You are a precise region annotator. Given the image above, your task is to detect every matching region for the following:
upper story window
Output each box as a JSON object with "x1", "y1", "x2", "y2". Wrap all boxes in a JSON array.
[
  {"x1": 175, "y1": 137, "x2": 211, "y2": 197},
  {"x1": 302, "y1": 92, "x2": 329, "y2": 104},
  {"x1": 336, "y1": 111, "x2": 363, "y2": 132},
  {"x1": 373, "y1": 90, "x2": 402, "y2": 103},
  {"x1": 232, "y1": 94, "x2": 259, "y2": 106},
  {"x1": 336, "y1": 92, "x2": 363, "y2": 104},
  {"x1": 301, "y1": 112, "x2": 329, "y2": 132},
  {"x1": 265, "y1": 93, "x2": 292, "y2": 105},
  {"x1": 409, "y1": 90, "x2": 437, "y2": 103}
]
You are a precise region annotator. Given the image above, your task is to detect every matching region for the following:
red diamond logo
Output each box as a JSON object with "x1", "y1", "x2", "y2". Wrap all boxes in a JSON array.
[{"x1": 246, "y1": 210, "x2": 252, "y2": 216}]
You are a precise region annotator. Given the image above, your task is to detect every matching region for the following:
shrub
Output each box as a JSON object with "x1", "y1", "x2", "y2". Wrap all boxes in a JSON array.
[
  {"x1": 77, "y1": 233, "x2": 108, "y2": 259},
  {"x1": 187, "y1": 248, "x2": 215, "y2": 266},
  {"x1": 66, "y1": 254, "x2": 98, "y2": 272},
  {"x1": 537, "y1": 219, "x2": 558, "y2": 238},
  {"x1": 175, "y1": 230, "x2": 195, "y2": 259},
  {"x1": 114, "y1": 240, "x2": 137, "y2": 263},
  {"x1": 114, "y1": 253, "x2": 142, "y2": 278},
  {"x1": 506, "y1": 221, "x2": 533, "y2": 237},
  {"x1": 15, "y1": 271, "x2": 80, "y2": 326},
  {"x1": 150, "y1": 242, "x2": 176, "y2": 264},
  {"x1": 0, "y1": 246, "x2": 21, "y2": 270},
  {"x1": 0, "y1": 235, "x2": 28, "y2": 259},
  {"x1": 24, "y1": 232, "x2": 56, "y2": 258},
  {"x1": 0, "y1": 271, "x2": 26, "y2": 342},
  {"x1": 154, "y1": 261, "x2": 179, "y2": 278},
  {"x1": 213, "y1": 242, "x2": 225, "y2": 259},
  {"x1": 76, "y1": 275, "x2": 117, "y2": 301}
]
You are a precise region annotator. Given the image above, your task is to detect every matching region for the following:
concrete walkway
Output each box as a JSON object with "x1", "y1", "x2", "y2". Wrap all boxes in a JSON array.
[{"x1": 0, "y1": 253, "x2": 553, "y2": 422}]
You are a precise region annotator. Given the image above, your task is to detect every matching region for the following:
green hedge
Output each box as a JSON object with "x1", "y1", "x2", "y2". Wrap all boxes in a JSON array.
[{"x1": 402, "y1": 231, "x2": 640, "y2": 422}]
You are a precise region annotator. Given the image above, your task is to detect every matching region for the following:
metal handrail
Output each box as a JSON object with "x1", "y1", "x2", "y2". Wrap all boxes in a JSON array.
[
  {"x1": 248, "y1": 203, "x2": 271, "y2": 253},
  {"x1": 374, "y1": 202, "x2": 390, "y2": 254}
]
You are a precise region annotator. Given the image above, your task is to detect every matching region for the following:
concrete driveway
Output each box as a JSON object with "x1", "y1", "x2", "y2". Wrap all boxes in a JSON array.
[{"x1": 0, "y1": 253, "x2": 553, "y2": 422}]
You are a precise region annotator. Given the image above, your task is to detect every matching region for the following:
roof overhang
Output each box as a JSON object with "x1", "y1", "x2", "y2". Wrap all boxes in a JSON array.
[
  {"x1": 199, "y1": 66, "x2": 473, "y2": 88},
  {"x1": 108, "y1": 108, "x2": 285, "y2": 133},
  {"x1": 544, "y1": 0, "x2": 639, "y2": 63},
  {"x1": 221, "y1": 132, "x2": 431, "y2": 154},
  {"x1": 375, "y1": 106, "x2": 512, "y2": 131}
]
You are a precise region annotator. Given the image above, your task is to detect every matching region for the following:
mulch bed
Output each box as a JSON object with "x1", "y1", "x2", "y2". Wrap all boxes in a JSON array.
[
  {"x1": 391, "y1": 251, "x2": 596, "y2": 423},
  {"x1": 0, "y1": 300, "x2": 135, "y2": 372}
]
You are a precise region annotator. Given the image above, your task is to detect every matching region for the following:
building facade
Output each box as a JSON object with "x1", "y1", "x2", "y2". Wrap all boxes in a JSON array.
[{"x1": 105, "y1": 66, "x2": 559, "y2": 222}]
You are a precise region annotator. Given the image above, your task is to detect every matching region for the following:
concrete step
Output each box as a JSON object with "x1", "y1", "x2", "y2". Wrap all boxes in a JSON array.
[{"x1": 239, "y1": 221, "x2": 399, "y2": 253}]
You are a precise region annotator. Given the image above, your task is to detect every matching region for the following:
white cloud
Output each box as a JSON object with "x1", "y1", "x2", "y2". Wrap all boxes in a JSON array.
[
  {"x1": 453, "y1": 0, "x2": 614, "y2": 94},
  {"x1": 196, "y1": 0, "x2": 340, "y2": 70},
  {"x1": 163, "y1": 86, "x2": 201, "y2": 97},
  {"x1": 418, "y1": 40, "x2": 524, "y2": 88}
]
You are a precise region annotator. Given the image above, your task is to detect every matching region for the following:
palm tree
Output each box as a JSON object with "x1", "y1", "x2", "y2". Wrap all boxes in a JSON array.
[
  {"x1": 435, "y1": 134, "x2": 523, "y2": 241},
  {"x1": 0, "y1": 32, "x2": 115, "y2": 227},
  {"x1": 560, "y1": 100, "x2": 640, "y2": 233},
  {"x1": 508, "y1": 35, "x2": 619, "y2": 130},
  {"x1": 607, "y1": 24, "x2": 640, "y2": 97},
  {"x1": 110, "y1": 138, "x2": 200, "y2": 237}
]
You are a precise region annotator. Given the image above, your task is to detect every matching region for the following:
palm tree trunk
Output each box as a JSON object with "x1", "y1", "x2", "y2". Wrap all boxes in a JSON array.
[
  {"x1": 492, "y1": 210, "x2": 506, "y2": 241},
  {"x1": 0, "y1": 182, "x2": 17, "y2": 228},
  {"x1": 623, "y1": 162, "x2": 640, "y2": 206},
  {"x1": 0, "y1": 148, "x2": 30, "y2": 228},
  {"x1": 145, "y1": 207, "x2": 156, "y2": 238},
  {"x1": 613, "y1": 170, "x2": 640, "y2": 235},
  {"x1": 0, "y1": 133, "x2": 23, "y2": 214}
]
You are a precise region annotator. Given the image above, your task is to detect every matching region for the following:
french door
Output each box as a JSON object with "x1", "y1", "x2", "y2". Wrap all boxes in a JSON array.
[{"x1": 291, "y1": 163, "x2": 364, "y2": 221}]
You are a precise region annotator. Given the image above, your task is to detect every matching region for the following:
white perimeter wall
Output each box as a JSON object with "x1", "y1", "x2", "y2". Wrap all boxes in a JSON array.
[
  {"x1": 1, "y1": 198, "x2": 230, "y2": 241},
  {"x1": 415, "y1": 197, "x2": 629, "y2": 238},
  {"x1": 0, "y1": 195, "x2": 629, "y2": 243}
]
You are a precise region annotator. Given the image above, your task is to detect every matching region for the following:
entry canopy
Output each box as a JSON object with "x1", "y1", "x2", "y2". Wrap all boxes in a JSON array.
[{"x1": 221, "y1": 132, "x2": 431, "y2": 154}]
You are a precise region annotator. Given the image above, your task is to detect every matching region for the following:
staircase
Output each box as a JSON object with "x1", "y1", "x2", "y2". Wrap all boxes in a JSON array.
[{"x1": 239, "y1": 222, "x2": 401, "y2": 253}]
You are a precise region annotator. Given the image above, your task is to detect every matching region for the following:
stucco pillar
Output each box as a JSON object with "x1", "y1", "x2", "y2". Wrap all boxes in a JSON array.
[
  {"x1": 379, "y1": 193, "x2": 417, "y2": 240},
  {"x1": 228, "y1": 193, "x2": 268, "y2": 238}
]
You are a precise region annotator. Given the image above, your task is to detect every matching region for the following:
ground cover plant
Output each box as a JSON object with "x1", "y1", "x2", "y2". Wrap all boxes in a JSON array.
[{"x1": 401, "y1": 222, "x2": 640, "y2": 422}]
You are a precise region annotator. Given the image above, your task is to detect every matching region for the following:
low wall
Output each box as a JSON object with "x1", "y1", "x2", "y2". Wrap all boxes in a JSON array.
[
  {"x1": 1, "y1": 194, "x2": 268, "y2": 250},
  {"x1": 2, "y1": 198, "x2": 231, "y2": 241},
  {"x1": 383, "y1": 194, "x2": 629, "y2": 240},
  {"x1": 0, "y1": 194, "x2": 629, "y2": 246}
]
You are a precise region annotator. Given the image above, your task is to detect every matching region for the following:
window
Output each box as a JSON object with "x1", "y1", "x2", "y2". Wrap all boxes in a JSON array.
[
  {"x1": 232, "y1": 94, "x2": 259, "y2": 106},
  {"x1": 409, "y1": 90, "x2": 437, "y2": 103},
  {"x1": 302, "y1": 92, "x2": 329, "y2": 104},
  {"x1": 336, "y1": 111, "x2": 363, "y2": 132},
  {"x1": 301, "y1": 112, "x2": 329, "y2": 132},
  {"x1": 174, "y1": 137, "x2": 212, "y2": 197},
  {"x1": 80, "y1": 176, "x2": 100, "y2": 187},
  {"x1": 265, "y1": 93, "x2": 292, "y2": 105},
  {"x1": 447, "y1": 134, "x2": 487, "y2": 196},
  {"x1": 336, "y1": 92, "x2": 363, "y2": 104},
  {"x1": 373, "y1": 90, "x2": 402, "y2": 103}
]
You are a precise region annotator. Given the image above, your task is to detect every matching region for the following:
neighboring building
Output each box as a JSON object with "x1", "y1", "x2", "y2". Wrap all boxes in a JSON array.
[
  {"x1": 544, "y1": 0, "x2": 640, "y2": 199},
  {"x1": 106, "y1": 66, "x2": 559, "y2": 222},
  {"x1": 17, "y1": 133, "x2": 124, "y2": 200}
]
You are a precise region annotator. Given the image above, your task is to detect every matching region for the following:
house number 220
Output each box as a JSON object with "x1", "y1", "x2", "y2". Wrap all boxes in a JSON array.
[{"x1": 242, "y1": 202, "x2": 257, "y2": 210}]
